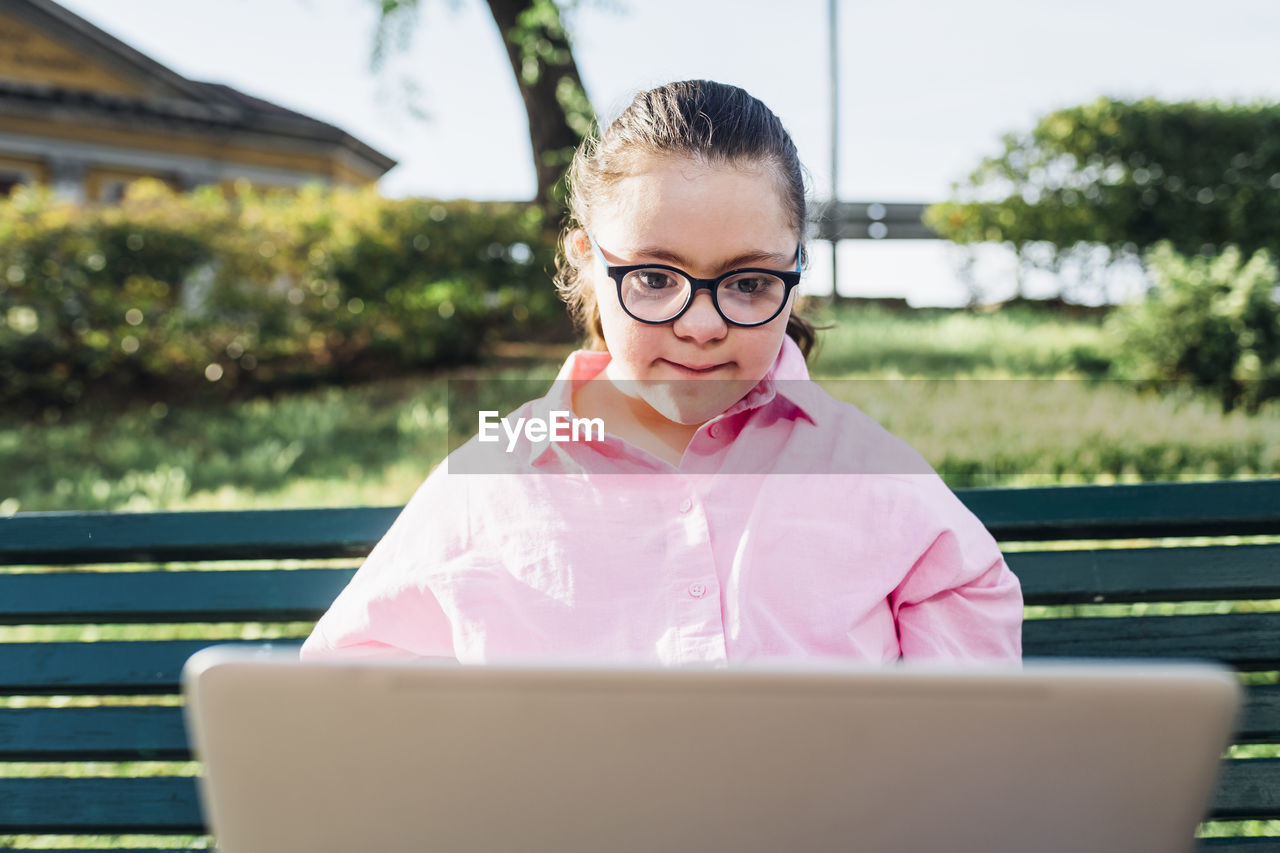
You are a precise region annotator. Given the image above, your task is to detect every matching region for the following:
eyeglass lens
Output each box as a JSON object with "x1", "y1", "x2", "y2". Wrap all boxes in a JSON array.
[{"x1": 621, "y1": 269, "x2": 787, "y2": 325}]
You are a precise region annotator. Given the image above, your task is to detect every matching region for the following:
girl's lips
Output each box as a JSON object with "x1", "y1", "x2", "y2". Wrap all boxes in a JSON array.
[{"x1": 661, "y1": 359, "x2": 730, "y2": 375}]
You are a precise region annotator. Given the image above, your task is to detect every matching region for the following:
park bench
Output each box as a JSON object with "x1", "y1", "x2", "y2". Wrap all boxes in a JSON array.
[{"x1": 1, "y1": 478, "x2": 1278, "y2": 851}]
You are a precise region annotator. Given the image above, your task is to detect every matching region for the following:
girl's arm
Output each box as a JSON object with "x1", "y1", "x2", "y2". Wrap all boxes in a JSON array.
[
  {"x1": 887, "y1": 480, "x2": 1024, "y2": 661},
  {"x1": 892, "y1": 547, "x2": 1023, "y2": 660},
  {"x1": 300, "y1": 461, "x2": 469, "y2": 661},
  {"x1": 300, "y1": 574, "x2": 458, "y2": 661}
]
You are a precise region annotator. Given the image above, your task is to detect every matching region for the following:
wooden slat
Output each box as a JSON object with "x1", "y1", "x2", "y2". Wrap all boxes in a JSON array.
[
  {"x1": 1, "y1": 480, "x2": 1276, "y2": 567},
  {"x1": 1201, "y1": 838, "x2": 1280, "y2": 850},
  {"x1": 5, "y1": 616, "x2": 1279, "y2": 693},
  {"x1": 0, "y1": 567, "x2": 355, "y2": 624},
  {"x1": 5, "y1": 686, "x2": 1275, "y2": 763},
  {"x1": 0, "y1": 706, "x2": 190, "y2": 760},
  {"x1": 1213, "y1": 759, "x2": 1280, "y2": 820},
  {"x1": 0, "y1": 506, "x2": 397, "y2": 565},
  {"x1": 0, "y1": 639, "x2": 300, "y2": 694},
  {"x1": 5, "y1": 543, "x2": 1267, "y2": 624},
  {"x1": 0, "y1": 777, "x2": 202, "y2": 833},
  {"x1": 1015, "y1": 544, "x2": 1280, "y2": 605},
  {"x1": 1238, "y1": 685, "x2": 1280, "y2": 744},
  {"x1": 958, "y1": 480, "x2": 1280, "y2": 541},
  {"x1": 1023, "y1": 612, "x2": 1280, "y2": 670},
  {"x1": 0, "y1": 764, "x2": 1272, "y2": 835},
  {"x1": 2, "y1": 546, "x2": 1275, "y2": 624}
]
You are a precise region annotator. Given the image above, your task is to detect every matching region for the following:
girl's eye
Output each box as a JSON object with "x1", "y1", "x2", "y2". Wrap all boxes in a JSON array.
[
  {"x1": 633, "y1": 270, "x2": 681, "y2": 291},
  {"x1": 722, "y1": 275, "x2": 779, "y2": 297}
]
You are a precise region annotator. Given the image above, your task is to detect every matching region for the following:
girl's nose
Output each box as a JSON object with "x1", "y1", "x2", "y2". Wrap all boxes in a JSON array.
[{"x1": 672, "y1": 290, "x2": 728, "y2": 343}]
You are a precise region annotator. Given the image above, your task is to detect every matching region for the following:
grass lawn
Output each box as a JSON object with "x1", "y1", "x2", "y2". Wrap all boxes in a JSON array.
[{"x1": 1, "y1": 302, "x2": 1276, "y2": 513}]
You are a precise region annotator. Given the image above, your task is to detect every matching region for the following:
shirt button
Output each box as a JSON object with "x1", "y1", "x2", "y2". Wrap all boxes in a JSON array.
[
  {"x1": 709, "y1": 424, "x2": 720, "y2": 439},
  {"x1": 688, "y1": 582, "x2": 708, "y2": 599},
  {"x1": 679, "y1": 498, "x2": 693, "y2": 513}
]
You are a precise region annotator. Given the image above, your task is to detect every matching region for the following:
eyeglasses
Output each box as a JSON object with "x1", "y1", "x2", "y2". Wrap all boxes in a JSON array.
[{"x1": 588, "y1": 234, "x2": 803, "y2": 327}]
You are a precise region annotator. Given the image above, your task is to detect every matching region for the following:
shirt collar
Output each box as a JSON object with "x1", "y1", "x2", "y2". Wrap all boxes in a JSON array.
[
  {"x1": 733, "y1": 334, "x2": 821, "y2": 425},
  {"x1": 527, "y1": 335, "x2": 820, "y2": 466},
  {"x1": 548, "y1": 335, "x2": 820, "y2": 422}
]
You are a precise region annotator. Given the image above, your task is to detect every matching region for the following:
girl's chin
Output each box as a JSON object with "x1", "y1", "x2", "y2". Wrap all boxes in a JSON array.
[{"x1": 635, "y1": 382, "x2": 753, "y2": 427}]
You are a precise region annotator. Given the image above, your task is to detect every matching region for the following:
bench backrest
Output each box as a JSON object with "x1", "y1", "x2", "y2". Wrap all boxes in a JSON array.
[{"x1": 2, "y1": 479, "x2": 1278, "y2": 851}]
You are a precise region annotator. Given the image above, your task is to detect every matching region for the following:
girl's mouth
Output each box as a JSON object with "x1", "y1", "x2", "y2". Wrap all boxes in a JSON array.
[{"x1": 662, "y1": 359, "x2": 729, "y2": 375}]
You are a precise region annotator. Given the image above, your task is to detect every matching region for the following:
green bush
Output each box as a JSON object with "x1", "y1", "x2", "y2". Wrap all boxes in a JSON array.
[
  {"x1": 926, "y1": 98, "x2": 1280, "y2": 298},
  {"x1": 1107, "y1": 243, "x2": 1280, "y2": 412},
  {"x1": 0, "y1": 181, "x2": 566, "y2": 410}
]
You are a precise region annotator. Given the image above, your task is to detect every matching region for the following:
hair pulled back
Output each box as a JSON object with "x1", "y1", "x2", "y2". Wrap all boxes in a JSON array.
[{"x1": 555, "y1": 79, "x2": 816, "y2": 357}]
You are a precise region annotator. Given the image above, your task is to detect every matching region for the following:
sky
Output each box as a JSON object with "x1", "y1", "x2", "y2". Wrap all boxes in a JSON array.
[{"x1": 49, "y1": 0, "x2": 1280, "y2": 305}]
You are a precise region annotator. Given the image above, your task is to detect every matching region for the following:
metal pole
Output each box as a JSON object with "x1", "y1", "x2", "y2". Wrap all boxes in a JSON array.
[{"x1": 829, "y1": 0, "x2": 840, "y2": 300}]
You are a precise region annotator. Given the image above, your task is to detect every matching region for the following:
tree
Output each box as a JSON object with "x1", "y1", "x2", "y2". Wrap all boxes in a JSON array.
[
  {"x1": 925, "y1": 98, "x2": 1280, "y2": 300},
  {"x1": 371, "y1": 0, "x2": 594, "y2": 216},
  {"x1": 1108, "y1": 243, "x2": 1280, "y2": 414}
]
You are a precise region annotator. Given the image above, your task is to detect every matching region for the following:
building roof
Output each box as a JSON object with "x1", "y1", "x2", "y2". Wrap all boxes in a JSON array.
[{"x1": 0, "y1": 0, "x2": 396, "y2": 179}]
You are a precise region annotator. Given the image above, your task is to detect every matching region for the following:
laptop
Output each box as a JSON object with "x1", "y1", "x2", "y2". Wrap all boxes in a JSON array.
[{"x1": 183, "y1": 646, "x2": 1241, "y2": 853}]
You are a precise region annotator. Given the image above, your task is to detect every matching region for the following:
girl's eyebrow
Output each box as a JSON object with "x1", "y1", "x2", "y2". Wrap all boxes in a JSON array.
[{"x1": 633, "y1": 246, "x2": 793, "y2": 270}]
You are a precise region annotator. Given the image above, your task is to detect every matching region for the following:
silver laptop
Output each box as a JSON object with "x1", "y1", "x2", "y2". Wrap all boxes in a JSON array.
[{"x1": 183, "y1": 647, "x2": 1240, "y2": 853}]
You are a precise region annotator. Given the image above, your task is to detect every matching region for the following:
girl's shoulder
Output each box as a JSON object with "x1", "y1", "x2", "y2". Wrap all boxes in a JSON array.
[
  {"x1": 794, "y1": 385, "x2": 998, "y2": 539},
  {"x1": 772, "y1": 379, "x2": 938, "y2": 479}
]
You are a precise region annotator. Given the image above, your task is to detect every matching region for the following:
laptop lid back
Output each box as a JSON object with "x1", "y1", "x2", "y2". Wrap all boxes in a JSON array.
[{"x1": 183, "y1": 648, "x2": 1240, "y2": 853}]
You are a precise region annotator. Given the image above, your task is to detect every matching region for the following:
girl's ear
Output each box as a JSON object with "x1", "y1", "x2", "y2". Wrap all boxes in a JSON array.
[{"x1": 568, "y1": 228, "x2": 590, "y2": 262}]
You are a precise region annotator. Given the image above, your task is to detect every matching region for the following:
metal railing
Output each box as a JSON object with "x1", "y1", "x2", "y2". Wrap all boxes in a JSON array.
[{"x1": 812, "y1": 201, "x2": 939, "y2": 242}]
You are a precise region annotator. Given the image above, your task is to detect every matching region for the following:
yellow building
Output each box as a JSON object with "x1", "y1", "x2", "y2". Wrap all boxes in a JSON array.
[{"x1": 0, "y1": 0, "x2": 395, "y2": 201}]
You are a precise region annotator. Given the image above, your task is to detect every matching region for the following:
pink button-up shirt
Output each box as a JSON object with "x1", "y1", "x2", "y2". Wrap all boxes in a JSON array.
[{"x1": 301, "y1": 337, "x2": 1022, "y2": 665}]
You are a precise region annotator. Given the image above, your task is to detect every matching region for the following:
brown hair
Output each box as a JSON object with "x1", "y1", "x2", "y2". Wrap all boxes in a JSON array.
[{"x1": 554, "y1": 80, "x2": 817, "y2": 358}]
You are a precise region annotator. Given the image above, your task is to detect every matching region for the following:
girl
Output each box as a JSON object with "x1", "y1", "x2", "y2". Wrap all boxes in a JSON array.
[{"x1": 301, "y1": 80, "x2": 1022, "y2": 665}]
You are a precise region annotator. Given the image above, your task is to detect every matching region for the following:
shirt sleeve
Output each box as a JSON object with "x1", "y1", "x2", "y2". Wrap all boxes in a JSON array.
[
  {"x1": 300, "y1": 460, "x2": 468, "y2": 661},
  {"x1": 887, "y1": 478, "x2": 1024, "y2": 661}
]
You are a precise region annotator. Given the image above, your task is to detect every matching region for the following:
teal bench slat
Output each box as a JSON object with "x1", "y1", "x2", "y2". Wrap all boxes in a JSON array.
[
  {"x1": 1201, "y1": 839, "x2": 1280, "y2": 850},
  {"x1": 1239, "y1": 685, "x2": 1280, "y2": 743},
  {"x1": 6, "y1": 685, "x2": 1278, "y2": 762},
  {"x1": 1015, "y1": 544, "x2": 1280, "y2": 605},
  {"x1": 958, "y1": 480, "x2": 1280, "y2": 540},
  {"x1": 0, "y1": 777, "x2": 202, "y2": 833},
  {"x1": 1213, "y1": 759, "x2": 1280, "y2": 820},
  {"x1": 2, "y1": 544, "x2": 1275, "y2": 624},
  {"x1": 0, "y1": 639, "x2": 300, "y2": 694},
  {"x1": 0, "y1": 762, "x2": 1269, "y2": 834},
  {"x1": 2, "y1": 480, "x2": 1277, "y2": 567},
  {"x1": 1023, "y1": 612, "x2": 1280, "y2": 669},
  {"x1": 0, "y1": 706, "x2": 189, "y2": 760},
  {"x1": 0, "y1": 568, "x2": 357, "y2": 624},
  {"x1": 0, "y1": 507, "x2": 398, "y2": 565},
  {"x1": 4, "y1": 614, "x2": 1277, "y2": 695}
]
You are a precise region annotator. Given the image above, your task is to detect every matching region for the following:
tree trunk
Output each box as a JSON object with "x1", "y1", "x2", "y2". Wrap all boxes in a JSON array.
[{"x1": 484, "y1": 0, "x2": 592, "y2": 218}]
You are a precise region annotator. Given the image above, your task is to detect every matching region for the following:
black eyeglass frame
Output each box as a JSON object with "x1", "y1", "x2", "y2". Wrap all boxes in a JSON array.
[{"x1": 588, "y1": 235, "x2": 804, "y2": 328}]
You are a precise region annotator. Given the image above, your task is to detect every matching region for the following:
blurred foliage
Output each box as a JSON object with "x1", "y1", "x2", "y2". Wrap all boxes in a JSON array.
[
  {"x1": 0, "y1": 181, "x2": 566, "y2": 412},
  {"x1": 1106, "y1": 243, "x2": 1280, "y2": 413},
  {"x1": 925, "y1": 97, "x2": 1280, "y2": 297}
]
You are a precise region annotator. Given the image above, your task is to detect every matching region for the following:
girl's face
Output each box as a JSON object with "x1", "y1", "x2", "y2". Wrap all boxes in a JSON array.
[{"x1": 582, "y1": 154, "x2": 799, "y2": 427}]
